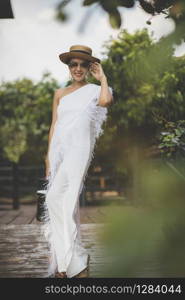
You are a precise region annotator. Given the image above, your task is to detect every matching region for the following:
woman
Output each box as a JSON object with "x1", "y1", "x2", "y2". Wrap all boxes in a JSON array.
[{"x1": 43, "y1": 45, "x2": 113, "y2": 278}]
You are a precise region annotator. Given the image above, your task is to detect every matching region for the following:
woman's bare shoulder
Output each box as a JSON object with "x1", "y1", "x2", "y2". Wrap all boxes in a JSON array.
[
  {"x1": 55, "y1": 86, "x2": 72, "y2": 98},
  {"x1": 55, "y1": 88, "x2": 64, "y2": 98},
  {"x1": 53, "y1": 88, "x2": 66, "y2": 104}
]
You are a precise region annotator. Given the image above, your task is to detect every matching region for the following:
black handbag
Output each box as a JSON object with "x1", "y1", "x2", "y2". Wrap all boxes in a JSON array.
[{"x1": 36, "y1": 178, "x2": 50, "y2": 222}]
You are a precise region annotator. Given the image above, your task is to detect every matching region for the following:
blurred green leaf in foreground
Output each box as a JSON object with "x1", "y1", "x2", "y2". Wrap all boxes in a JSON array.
[{"x1": 96, "y1": 158, "x2": 185, "y2": 277}]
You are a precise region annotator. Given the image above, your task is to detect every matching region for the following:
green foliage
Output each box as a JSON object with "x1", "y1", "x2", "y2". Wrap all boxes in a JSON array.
[
  {"x1": 108, "y1": 8, "x2": 122, "y2": 29},
  {"x1": 83, "y1": 0, "x2": 99, "y2": 5},
  {"x1": 98, "y1": 161, "x2": 185, "y2": 277},
  {"x1": 101, "y1": 29, "x2": 185, "y2": 135},
  {"x1": 0, "y1": 120, "x2": 27, "y2": 163},
  {"x1": 93, "y1": 28, "x2": 185, "y2": 177},
  {"x1": 0, "y1": 72, "x2": 59, "y2": 163},
  {"x1": 55, "y1": 0, "x2": 71, "y2": 22},
  {"x1": 158, "y1": 120, "x2": 185, "y2": 159},
  {"x1": 56, "y1": 0, "x2": 185, "y2": 38}
]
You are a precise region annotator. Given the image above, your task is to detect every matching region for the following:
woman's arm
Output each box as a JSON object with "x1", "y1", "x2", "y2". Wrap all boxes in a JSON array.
[
  {"x1": 89, "y1": 62, "x2": 113, "y2": 107},
  {"x1": 45, "y1": 89, "x2": 63, "y2": 178},
  {"x1": 98, "y1": 75, "x2": 113, "y2": 107}
]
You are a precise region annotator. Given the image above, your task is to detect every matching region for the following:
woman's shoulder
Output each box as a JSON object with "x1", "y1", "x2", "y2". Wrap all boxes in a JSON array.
[
  {"x1": 55, "y1": 88, "x2": 64, "y2": 97},
  {"x1": 55, "y1": 87, "x2": 67, "y2": 101},
  {"x1": 51, "y1": 88, "x2": 64, "y2": 105}
]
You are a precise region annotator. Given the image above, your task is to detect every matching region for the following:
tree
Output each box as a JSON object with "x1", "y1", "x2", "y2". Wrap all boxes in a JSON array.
[
  {"x1": 91, "y1": 28, "x2": 185, "y2": 200},
  {"x1": 0, "y1": 72, "x2": 59, "y2": 164}
]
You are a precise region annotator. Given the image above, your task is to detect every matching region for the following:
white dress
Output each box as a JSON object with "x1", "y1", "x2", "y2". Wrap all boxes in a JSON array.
[{"x1": 42, "y1": 83, "x2": 113, "y2": 278}]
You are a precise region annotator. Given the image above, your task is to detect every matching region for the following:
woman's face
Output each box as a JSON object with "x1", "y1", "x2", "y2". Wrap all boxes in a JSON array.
[{"x1": 68, "y1": 58, "x2": 90, "y2": 82}]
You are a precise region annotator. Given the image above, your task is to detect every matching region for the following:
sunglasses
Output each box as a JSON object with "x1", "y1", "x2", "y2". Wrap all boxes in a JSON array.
[{"x1": 68, "y1": 61, "x2": 90, "y2": 68}]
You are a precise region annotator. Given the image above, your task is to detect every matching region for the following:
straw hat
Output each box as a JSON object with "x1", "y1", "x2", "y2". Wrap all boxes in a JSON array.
[{"x1": 59, "y1": 45, "x2": 100, "y2": 65}]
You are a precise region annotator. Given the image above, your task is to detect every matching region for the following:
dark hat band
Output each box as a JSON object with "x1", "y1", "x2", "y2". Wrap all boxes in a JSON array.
[{"x1": 70, "y1": 49, "x2": 91, "y2": 55}]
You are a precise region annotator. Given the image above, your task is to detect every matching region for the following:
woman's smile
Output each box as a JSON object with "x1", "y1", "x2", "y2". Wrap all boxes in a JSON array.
[{"x1": 74, "y1": 73, "x2": 83, "y2": 77}]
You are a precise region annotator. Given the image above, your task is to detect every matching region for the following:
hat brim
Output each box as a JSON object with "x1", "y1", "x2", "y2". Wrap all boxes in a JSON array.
[{"x1": 59, "y1": 52, "x2": 100, "y2": 64}]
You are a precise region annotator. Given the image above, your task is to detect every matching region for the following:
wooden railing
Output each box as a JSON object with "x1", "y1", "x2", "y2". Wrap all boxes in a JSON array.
[{"x1": 0, "y1": 164, "x2": 125, "y2": 209}]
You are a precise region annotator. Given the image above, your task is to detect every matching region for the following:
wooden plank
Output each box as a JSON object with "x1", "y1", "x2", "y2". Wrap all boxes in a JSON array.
[
  {"x1": 0, "y1": 211, "x2": 8, "y2": 218},
  {"x1": 0, "y1": 204, "x2": 110, "y2": 225},
  {"x1": 0, "y1": 224, "x2": 105, "y2": 278},
  {"x1": 12, "y1": 205, "x2": 37, "y2": 225},
  {"x1": 0, "y1": 205, "x2": 37, "y2": 225},
  {"x1": 0, "y1": 210, "x2": 22, "y2": 225},
  {"x1": 80, "y1": 206, "x2": 105, "y2": 224},
  {"x1": 30, "y1": 217, "x2": 39, "y2": 224}
]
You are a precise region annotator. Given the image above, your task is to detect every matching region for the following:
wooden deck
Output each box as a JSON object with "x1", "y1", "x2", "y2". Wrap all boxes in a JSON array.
[
  {"x1": 0, "y1": 204, "x2": 111, "y2": 278},
  {"x1": 0, "y1": 204, "x2": 109, "y2": 225}
]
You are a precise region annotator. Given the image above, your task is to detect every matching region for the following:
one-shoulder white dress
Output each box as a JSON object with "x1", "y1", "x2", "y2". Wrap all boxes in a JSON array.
[{"x1": 42, "y1": 83, "x2": 113, "y2": 278}]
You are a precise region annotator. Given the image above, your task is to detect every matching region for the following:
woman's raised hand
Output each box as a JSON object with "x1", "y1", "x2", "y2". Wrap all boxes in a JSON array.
[{"x1": 89, "y1": 62, "x2": 106, "y2": 82}]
